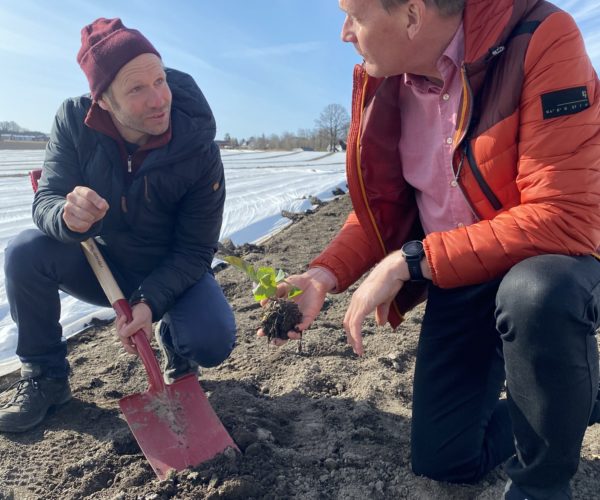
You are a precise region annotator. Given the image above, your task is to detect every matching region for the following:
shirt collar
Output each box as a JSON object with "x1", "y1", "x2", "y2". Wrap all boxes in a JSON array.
[{"x1": 403, "y1": 21, "x2": 464, "y2": 94}]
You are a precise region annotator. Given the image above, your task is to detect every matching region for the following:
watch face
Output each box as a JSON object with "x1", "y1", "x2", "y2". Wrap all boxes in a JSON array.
[{"x1": 403, "y1": 240, "x2": 424, "y2": 257}]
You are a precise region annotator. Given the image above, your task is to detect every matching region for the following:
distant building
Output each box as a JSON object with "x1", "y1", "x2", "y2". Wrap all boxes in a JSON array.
[
  {"x1": 1, "y1": 133, "x2": 48, "y2": 142},
  {"x1": 214, "y1": 139, "x2": 230, "y2": 149}
]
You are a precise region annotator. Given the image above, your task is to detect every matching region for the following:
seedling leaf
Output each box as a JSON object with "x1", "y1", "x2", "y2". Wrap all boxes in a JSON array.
[
  {"x1": 253, "y1": 283, "x2": 277, "y2": 301},
  {"x1": 256, "y1": 267, "x2": 276, "y2": 285},
  {"x1": 275, "y1": 269, "x2": 285, "y2": 283},
  {"x1": 223, "y1": 254, "x2": 303, "y2": 302},
  {"x1": 222, "y1": 255, "x2": 257, "y2": 282}
]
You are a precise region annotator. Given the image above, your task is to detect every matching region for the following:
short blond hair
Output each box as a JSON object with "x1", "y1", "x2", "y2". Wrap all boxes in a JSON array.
[{"x1": 380, "y1": 0, "x2": 465, "y2": 16}]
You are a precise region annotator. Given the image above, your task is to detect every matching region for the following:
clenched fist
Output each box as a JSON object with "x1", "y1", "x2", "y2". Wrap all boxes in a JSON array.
[{"x1": 63, "y1": 186, "x2": 109, "y2": 233}]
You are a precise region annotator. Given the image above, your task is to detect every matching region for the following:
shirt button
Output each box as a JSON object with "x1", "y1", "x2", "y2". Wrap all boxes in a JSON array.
[
  {"x1": 457, "y1": 222, "x2": 465, "y2": 228},
  {"x1": 446, "y1": 137, "x2": 453, "y2": 145},
  {"x1": 450, "y1": 180, "x2": 458, "y2": 187},
  {"x1": 442, "y1": 93, "x2": 450, "y2": 101}
]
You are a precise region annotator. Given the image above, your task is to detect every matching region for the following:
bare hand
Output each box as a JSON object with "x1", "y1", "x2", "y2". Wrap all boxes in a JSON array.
[
  {"x1": 115, "y1": 302, "x2": 153, "y2": 355},
  {"x1": 257, "y1": 267, "x2": 337, "y2": 346},
  {"x1": 343, "y1": 251, "x2": 408, "y2": 356},
  {"x1": 63, "y1": 186, "x2": 109, "y2": 233}
]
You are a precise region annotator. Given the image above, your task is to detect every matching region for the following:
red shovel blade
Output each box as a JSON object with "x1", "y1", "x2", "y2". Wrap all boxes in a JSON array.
[
  {"x1": 109, "y1": 299, "x2": 238, "y2": 480},
  {"x1": 119, "y1": 373, "x2": 237, "y2": 480}
]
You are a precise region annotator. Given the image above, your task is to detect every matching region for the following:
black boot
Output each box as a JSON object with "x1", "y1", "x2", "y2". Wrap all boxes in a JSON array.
[
  {"x1": 504, "y1": 479, "x2": 572, "y2": 500},
  {"x1": 156, "y1": 322, "x2": 199, "y2": 384},
  {"x1": 0, "y1": 363, "x2": 71, "y2": 433}
]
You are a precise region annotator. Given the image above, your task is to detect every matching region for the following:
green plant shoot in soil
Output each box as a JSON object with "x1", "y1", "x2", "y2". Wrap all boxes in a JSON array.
[{"x1": 223, "y1": 256, "x2": 303, "y2": 341}]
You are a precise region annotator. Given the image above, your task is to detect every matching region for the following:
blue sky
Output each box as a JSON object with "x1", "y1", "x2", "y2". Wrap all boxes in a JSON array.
[{"x1": 0, "y1": 0, "x2": 598, "y2": 140}]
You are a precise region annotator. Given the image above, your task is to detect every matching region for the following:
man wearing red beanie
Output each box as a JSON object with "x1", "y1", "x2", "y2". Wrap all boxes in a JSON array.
[{"x1": 0, "y1": 18, "x2": 236, "y2": 432}]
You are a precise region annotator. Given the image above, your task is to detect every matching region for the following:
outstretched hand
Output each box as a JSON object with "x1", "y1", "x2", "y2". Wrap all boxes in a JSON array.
[
  {"x1": 257, "y1": 267, "x2": 337, "y2": 346},
  {"x1": 115, "y1": 302, "x2": 153, "y2": 355},
  {"x1": 343, "y1": 251, "x2": 408, "y2": 356}
]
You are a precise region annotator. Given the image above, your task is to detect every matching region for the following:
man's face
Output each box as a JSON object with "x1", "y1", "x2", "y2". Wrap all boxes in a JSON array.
[
  {"x1": 99, "y1": 53, "x2": 172, "y2": 145},
  {"x1": 339, "y1": 0, "x2": 419, "y2": 78}
]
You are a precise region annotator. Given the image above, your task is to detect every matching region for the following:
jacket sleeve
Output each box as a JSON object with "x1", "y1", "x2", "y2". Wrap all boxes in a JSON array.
[
  {"x1": 309, "y1": 211, "x2": 379, "y2": 292},
  {"x1": 424, "y1": 11, "x2": 600, "y2": 288},
  {"x1": 32, "y1": 99, "x2": 102, "y2": 243},
  {"x1": 129, "y1": 142, "x2": 224, "y2": 319}
]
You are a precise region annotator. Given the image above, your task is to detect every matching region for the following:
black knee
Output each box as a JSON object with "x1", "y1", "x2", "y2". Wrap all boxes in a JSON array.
[
  {"x1": 496, "y1": 255, "x2": 585, "y2": 344},
  {"x1": 4, "y1": 229, "x2": 46, "y2": 281},
  {"x1": 176, "y1": 318, "x2": 236, "y2": 368},
  {"x1": 411, "y1": 453, "x2": 485, "y2": 484}
]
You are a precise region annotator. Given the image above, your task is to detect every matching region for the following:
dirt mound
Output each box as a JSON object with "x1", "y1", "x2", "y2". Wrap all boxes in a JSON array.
[{"x1": 1, "y1": 195, "x2": 599, "y2": 499}]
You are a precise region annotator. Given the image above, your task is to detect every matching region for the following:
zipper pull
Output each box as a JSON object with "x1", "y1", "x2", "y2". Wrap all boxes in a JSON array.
[
  {"x1": 491, "y1": 45, "x2": 505, "y2": 57},
  {"x1": 487, "y1": 45, "x2": 505, "y2": 61},
  {"x1": 127, "y1": 155, "x2": 132, "y2": 173}
]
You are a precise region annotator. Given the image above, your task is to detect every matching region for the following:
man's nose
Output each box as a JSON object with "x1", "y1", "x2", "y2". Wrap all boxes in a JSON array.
[
  {"x1": 341, "y1": 17, "x2": 355, "y2": 43},
  {"x1": 147, "y1": 87, "x2": 165, "y2": 108}
]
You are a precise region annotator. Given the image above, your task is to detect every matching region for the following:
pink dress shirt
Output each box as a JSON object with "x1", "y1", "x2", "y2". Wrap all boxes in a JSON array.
[{"x1": 399, "y1": 23, "x2": 477, "y2": 235}]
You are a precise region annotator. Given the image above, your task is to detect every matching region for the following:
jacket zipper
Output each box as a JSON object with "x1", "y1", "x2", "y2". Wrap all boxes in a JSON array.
[
  {"x1": 352, "y1": 68, "x2": 404, "y2": 322},
  {"x1": 453, "y1": 66, "x2": 473, "y2": 147},
  {"x1": 354, "y1": 70, "x2": 388, "y2": 256},
  {"x1": 144, "y1": 176, "x2": 152, "y2": 203},
  {"x1": 463, "y1": 140, "x2": 502, "y2": 210},
  {"x1": 454, "y1": 151, "x2": 481, "y2": 220},
  {"x1": 121, "y1": 155, "x2": 134, "y2": 213},
  {"x1": 453, "y1": 65, "x2": 501, "y2": 215}
]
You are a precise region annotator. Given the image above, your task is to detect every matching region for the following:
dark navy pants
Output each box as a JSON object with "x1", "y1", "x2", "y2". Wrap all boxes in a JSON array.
[
  {"x1": 4, "y1": 229, "x2": 236, "y2": 378},
  {"x1": 410, "y1": 254, "x2": 600, "y2": 497}
]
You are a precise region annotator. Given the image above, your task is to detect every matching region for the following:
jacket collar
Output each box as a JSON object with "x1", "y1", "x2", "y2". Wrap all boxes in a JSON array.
[
  {"x1": 84, "y1": 101, "x2": 172, "y2": 152},
  {"x1": 463, "y1": 0, "x2": 541, "y2": 64}
]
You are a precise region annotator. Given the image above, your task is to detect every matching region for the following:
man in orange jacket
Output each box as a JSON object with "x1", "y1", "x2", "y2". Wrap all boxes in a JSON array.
[{"x1": 266, "y1": 0, "x2": 600, "y2": 498}]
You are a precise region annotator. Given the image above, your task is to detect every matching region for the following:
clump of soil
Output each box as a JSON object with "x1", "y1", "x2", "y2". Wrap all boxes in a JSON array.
[{"x1": 260, "y1": 298, "x2": 303, "y2": 340}]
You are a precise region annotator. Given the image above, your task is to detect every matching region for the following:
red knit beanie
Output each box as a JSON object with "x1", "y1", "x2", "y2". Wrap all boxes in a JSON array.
[{"x1": 77, "y1": 18, "x2": 161, "y2": 100}]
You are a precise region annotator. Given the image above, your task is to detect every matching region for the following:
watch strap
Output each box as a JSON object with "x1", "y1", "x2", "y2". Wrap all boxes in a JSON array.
[{"x1": 406, "y1": 257, "x2": 425, "y2": 282}]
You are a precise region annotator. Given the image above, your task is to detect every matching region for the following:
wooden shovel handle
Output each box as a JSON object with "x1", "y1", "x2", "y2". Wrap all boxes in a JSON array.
[
  {"x1": 80, "y1": 239, "x2": 165, "y2": 392},
  {"x1": 29, "y1": 169, "x2": 164, "y2": 391}
]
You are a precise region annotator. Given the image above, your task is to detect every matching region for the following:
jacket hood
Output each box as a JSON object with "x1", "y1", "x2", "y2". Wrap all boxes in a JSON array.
[
  {"x1": 167, "y1": 68, "x2": 216, "y2": 144},
  {"x1": 150, "y1": 68, "x2": 216, "y2": 163}
]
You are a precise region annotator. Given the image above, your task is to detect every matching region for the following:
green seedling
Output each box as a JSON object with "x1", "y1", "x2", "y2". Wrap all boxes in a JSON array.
[
  {"x1": 222, "y1": 256, "x2": 303, "y2": 302},
  {"x1": 223, "y1": 255, "x2": 303, "y2": 341}
]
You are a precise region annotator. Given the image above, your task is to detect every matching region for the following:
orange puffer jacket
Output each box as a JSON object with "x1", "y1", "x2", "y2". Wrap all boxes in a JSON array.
[{"x1": 310, "y1": 0, "x2": 600, "y2": 328}]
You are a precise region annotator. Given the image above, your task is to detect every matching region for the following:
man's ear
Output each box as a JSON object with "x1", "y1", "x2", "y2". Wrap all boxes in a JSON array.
[
  {"x1": 406, "y1": 0, "x2": 425, "y2": 40},
  {"x1": 97, "y1": 94, "x2": 111, "y2": 112}
]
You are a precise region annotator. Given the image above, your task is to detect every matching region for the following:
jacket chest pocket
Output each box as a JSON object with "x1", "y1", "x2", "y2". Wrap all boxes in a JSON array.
[{"x1": 123, "y1": 172, "x2": 189, "y2": 230}]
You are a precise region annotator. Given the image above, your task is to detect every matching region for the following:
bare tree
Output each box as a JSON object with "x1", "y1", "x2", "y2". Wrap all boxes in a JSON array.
[
  {"x1": 0, "y1": 121, "x2": 27, "y2": 133},
  {"x1": 315, "y1": 104, "x2": 350, "y2": 152},
  {"x1": 221, "y1": 106, "x2": 350, "y2": 152}
]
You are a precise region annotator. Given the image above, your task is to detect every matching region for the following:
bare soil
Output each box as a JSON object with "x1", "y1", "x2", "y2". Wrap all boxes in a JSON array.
[{"x1": 1, "y1": 195, "x2": 599, "y2": 499}]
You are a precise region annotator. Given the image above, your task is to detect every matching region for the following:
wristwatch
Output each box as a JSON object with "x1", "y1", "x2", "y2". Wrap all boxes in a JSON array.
[{"x1": 400, "y1": 240, "x2": 426, "y2": 282}]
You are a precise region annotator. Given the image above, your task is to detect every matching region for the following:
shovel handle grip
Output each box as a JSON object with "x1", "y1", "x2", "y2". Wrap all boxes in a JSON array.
[
  {"x1": 112, "y1": 299, "x2": 165, "y2": 392},
  {"x1": 80, "y1": 238, "x2": 165, "y2": 392}
]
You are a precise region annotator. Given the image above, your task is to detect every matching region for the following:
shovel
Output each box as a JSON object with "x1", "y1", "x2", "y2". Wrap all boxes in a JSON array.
[{"x1": 29, "y1": 170, "x2": 238, "y2": 479}]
